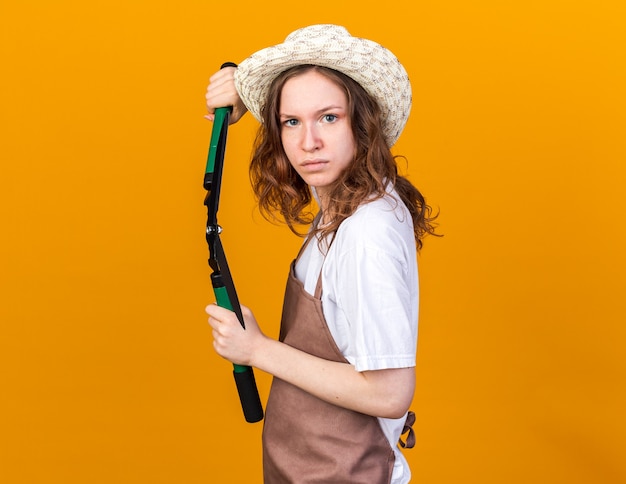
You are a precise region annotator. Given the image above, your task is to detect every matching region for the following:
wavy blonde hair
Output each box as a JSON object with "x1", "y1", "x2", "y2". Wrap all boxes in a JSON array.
[{"x1": 249, "y1": 65, "x2": 438, "y2": 250}]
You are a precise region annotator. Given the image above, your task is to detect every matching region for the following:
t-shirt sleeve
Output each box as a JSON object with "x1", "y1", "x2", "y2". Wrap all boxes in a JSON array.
[{"x1": 329, "y1": 210, "x2": 418, "y2": 372}]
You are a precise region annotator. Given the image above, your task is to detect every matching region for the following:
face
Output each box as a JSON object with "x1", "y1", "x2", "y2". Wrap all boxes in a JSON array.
[{"x1": 279, "y1": 70, "x2": 356, "y2": 205}]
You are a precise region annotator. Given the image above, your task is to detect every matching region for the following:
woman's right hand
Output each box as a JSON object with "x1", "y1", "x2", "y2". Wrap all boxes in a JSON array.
[
  {"x1": 206, "y1": 302, "x2": 267, "y2": 368},
  {"x1": 205, "y1": 66, "x2": 248, "y2": 124}
]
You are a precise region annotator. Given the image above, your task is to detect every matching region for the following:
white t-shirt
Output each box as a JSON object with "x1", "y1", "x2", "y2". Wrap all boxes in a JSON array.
[{"x1": 295, "y1": 188, "x2": 419, "y2": 484}]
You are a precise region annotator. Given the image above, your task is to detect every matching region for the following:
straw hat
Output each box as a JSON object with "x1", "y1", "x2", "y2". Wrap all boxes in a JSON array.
[{"x1": 234, "y1": 24, "x2": 412, "y2": 147}]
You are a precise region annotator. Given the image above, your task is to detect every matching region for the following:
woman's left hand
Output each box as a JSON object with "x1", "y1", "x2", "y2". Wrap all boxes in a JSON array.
[{"x1": 206, "y1": 303, "x2": 266, "y2": 367}]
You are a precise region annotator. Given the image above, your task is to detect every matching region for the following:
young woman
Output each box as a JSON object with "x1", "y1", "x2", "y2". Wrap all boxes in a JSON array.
[{"x1": 205, "y1": 25, "x2": 437, "y2": 483}]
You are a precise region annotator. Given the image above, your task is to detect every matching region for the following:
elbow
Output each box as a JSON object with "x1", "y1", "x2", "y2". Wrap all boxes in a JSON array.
[
  {"x1": 378, "y1": 393, "x2": 413, "y2": 419},
  {"x1": 361, "y1": 366, "x2": 415, "y2": 419},
  {"x1": 372, "y1": 381, "x2": 414, "y2": 418}
]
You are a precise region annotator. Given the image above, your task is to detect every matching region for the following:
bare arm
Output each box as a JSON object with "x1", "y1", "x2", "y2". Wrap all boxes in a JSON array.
[
  {"x1": 205, "y1": 66, "x2": 248, "y2": 124},
  {"x1": 207, "y1": 303, "x2": 415, "y2": 419}
]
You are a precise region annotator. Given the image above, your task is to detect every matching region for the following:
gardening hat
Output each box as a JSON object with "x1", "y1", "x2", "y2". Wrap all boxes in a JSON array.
[{"x1": 234, "y1": 24, "x2": 412, "y2": 147}]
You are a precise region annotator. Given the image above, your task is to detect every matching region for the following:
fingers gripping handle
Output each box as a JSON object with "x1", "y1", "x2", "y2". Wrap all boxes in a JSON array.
[{"x1": 212, "y1": 274, "x2": 264, "y2": 423}]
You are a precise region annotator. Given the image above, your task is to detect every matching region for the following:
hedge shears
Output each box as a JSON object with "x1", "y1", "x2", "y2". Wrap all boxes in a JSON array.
[{"x1": 204, "y1": 62, "x2": 263, "y2": 423}]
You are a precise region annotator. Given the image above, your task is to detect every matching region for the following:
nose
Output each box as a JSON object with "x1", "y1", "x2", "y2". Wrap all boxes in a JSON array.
[{"x1": 300, "y1": 123, "x2": 321, "y2": 152}]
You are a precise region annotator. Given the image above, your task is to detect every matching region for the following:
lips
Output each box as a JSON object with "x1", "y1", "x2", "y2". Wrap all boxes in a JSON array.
[{"x1": 301, "y1": 159, "x2": 328, "y2": 170}]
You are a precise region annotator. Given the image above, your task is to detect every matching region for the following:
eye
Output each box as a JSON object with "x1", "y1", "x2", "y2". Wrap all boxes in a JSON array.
[
  {"x1": 283, "y1": 118, "x2": 299, "y2": 127},
  {"x1": 322, "y1": 114, "x2": 338, "y2": 123}
]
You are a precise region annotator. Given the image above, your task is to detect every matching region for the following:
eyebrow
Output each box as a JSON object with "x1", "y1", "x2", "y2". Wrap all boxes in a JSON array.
[{"x1": 279, "y1": 105, "x2": 346, "y2": 119}]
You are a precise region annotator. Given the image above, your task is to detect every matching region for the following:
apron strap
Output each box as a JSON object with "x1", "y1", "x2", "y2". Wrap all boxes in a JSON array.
[
  {"x1": 314, "y1": 270, "x2": 324, "y2": 299},
  {"x1": 294, "y1": 212, "x2": 322, "y2": 262},
  {"x1": 294, "y1": 212, "x2": 326, "y2": 300}
]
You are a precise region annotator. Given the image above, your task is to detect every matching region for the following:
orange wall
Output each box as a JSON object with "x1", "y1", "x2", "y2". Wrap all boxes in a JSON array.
[{"x1": 1, "y1": 1, "x2": 625, "y2": 482}]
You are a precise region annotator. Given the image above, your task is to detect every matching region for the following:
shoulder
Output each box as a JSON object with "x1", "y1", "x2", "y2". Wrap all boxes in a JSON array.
[{"x1": 333, "y1": 190, "x2": 415, "y2": 257}]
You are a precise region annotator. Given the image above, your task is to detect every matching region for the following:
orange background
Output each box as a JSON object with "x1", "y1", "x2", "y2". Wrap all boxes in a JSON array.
[{"x1": 2, "y1": 1, "x2": 625, "y2": 482}]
